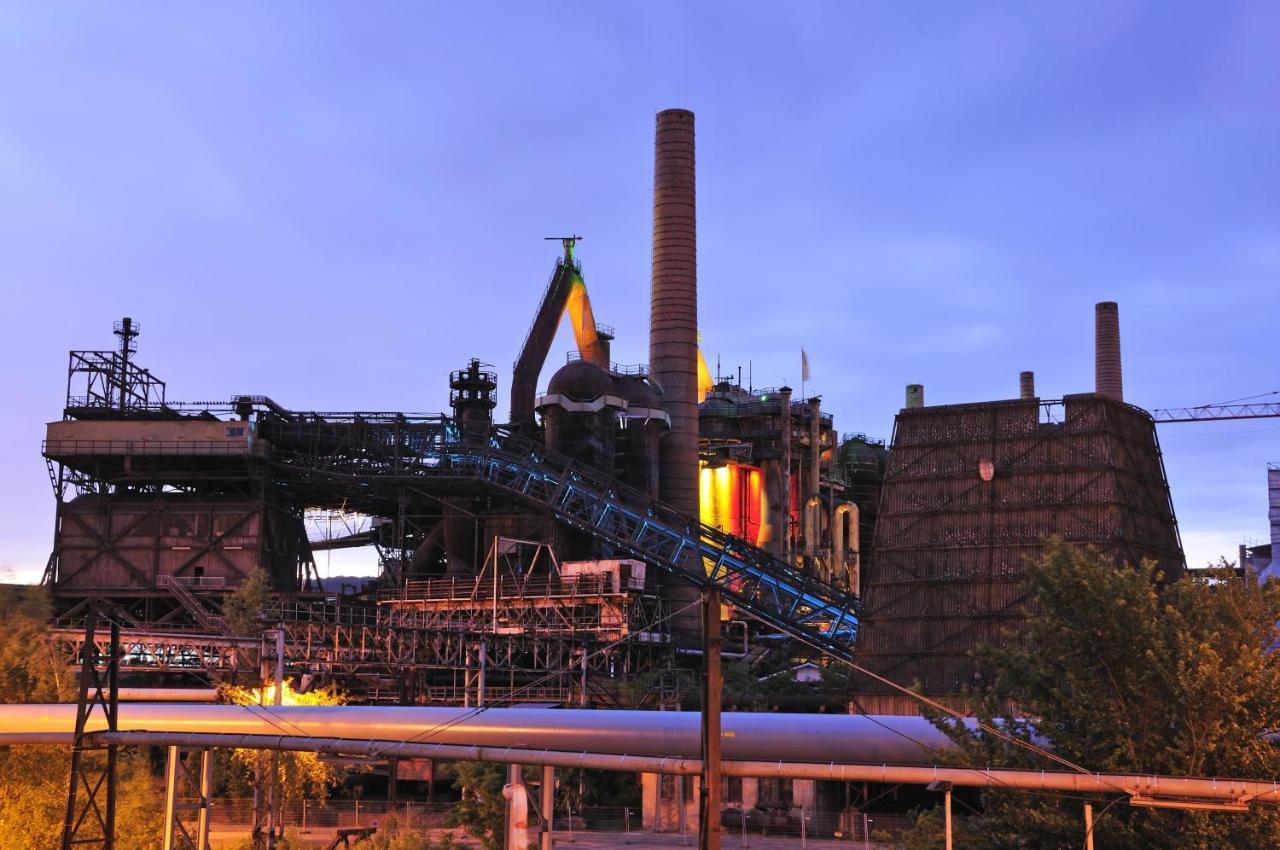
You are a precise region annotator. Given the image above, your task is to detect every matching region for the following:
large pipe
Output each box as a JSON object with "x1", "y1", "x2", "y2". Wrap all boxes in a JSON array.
[
  {"x1": 833, "y1": 501, "x2": 860, "y2": 593},
  {"x1": 779, "y1": 386, "x2": 793, "y2": 557},
  {"x1": 9, "y1": 729, "x2": 1277, "y2": 805},
  {"x1": 116, "y1": 688, "x2": 219, "y2": 703},
  {"x1": 650, "y1": 108, "x2": 699, "y2": 519},
  {"x1": 808, "y1": 398, "x2": 821, "y2": 499},
  {"x1": 804, "y1": 496, "x2": 822, "y2": 560},
  {"x1": 0, "y1": 704, "x2": 956, "y2": 764},
  {"x1": 1095, "y1": 301, "x2": 1123, "y2": 401}
]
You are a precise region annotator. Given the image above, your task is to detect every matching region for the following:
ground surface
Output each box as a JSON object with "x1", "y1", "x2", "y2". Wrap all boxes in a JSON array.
[{"x1": 208, "y1": 827, "x2": 891, "y2": 849}]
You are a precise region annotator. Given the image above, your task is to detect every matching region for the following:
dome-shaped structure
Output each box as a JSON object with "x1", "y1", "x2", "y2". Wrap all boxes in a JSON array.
[
  {"x1": 840, "y1": 436, "x2": 887, "y2": 476},
  {"x1": 614, "y1": 375, "x2": 663, "y2": 411},
  {"x1": 699, "y1": 396, "x2": 736, "y2": 416},
  {"x1": 547, "y1": 359, "x2": 614, "y2": 402}
]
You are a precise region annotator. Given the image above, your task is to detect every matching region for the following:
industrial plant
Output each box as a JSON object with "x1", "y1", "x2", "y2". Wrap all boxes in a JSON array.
[{"x1": 20, "y1": 108, "x2": 1280, "y2": 849}]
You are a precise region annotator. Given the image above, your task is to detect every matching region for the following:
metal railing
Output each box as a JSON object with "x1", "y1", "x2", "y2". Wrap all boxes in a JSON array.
[
  {"x1": 387, "y1": 573, "x2": 645, "y2": 603},
  {"x1": 195, "y1": 798, "x2": 905, "y2": 840},
  {"x1": 157, "y1": 574, "x2": 227, "y2": 590},
  {"x1": 43, "y1": 439, "x2": 253, "y2": 457}
]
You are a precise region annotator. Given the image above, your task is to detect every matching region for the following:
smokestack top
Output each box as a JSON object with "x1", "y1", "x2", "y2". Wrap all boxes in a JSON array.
[
  {"x1": 1019, "y1": 371, "x2": 1035, "y2": 400},
  {"x1": 906, "y1": 384, "x2": 924, "y2": 409},
  {"x1": 1094, "y1": 301, "x2": 1123, "y2": 401}
]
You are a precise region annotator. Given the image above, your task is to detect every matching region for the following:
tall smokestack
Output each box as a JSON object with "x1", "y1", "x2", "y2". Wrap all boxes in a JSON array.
[
  {"x1": 1019, "y1": 371, "x2": 1035, "y2": 400},
  {"x1": 1095, "y1": 301, "x2": 1123, "y2": 401},
  {"x1": 650, "y1": 108, "x2": 699, "y2": 517}
]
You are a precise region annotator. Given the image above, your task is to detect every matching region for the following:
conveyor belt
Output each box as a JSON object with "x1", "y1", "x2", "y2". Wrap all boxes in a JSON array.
[{"x1": 268, "y1": 423, "x2": 860, "y2": 659}]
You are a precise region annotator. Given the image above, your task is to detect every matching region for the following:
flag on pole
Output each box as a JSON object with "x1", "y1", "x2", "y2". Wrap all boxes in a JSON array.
[{"x1": 801, "y1": 348, "x2": 810, "y2": 382}]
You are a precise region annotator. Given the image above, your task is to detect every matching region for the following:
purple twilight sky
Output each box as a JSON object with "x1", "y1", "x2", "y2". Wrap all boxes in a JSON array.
[{"x1": 1, "y1": 2, "x2": 1277, "y2": 583}]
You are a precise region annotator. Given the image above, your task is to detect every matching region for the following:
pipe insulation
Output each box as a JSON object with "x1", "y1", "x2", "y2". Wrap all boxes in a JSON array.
[
  {"x1": 5, "y1": 729, "x2": 1275, "y2": 805},
  {"x1": 0, "y1": 704, "x2": 957, "y2": 764}
]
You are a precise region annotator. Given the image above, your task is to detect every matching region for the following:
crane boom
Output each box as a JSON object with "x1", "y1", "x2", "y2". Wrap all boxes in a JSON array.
[{"x1": 1149, "y1": 402, "x2": 1280, "y2": 423}]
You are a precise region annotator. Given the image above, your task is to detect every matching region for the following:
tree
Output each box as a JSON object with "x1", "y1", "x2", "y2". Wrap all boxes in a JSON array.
[
  {"x1": 0, "y1": 584, "x2": 70, "y2": 702},
  {"x1": 916, "y1": 540, "x2": 1280, "y2": 850},
  {"x1": 0, "y1": 586, "x2": 164, "y2": 848},
  {"x1": 223, "y1": 568, "x2": 270, "y2": 635},
  {"x1": 447, "y1": 761, "x2": 508, "y2": 850},
  {"x1": 216, "y1": 680, "x2": 346, "y2": 804}
]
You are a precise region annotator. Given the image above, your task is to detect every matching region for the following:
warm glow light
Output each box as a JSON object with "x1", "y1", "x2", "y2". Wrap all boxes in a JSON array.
[
  {"x1": 700, "y1": 460, "x2": 764, "y2": 553},
  {"x1": 227, "y1": 679, "x2": 337, "y2": 707}
]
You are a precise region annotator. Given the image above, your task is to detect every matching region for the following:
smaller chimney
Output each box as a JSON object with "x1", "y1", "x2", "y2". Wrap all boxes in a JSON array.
[
  {"x1": 905, "y1": 384, "x2": 924, "y2": 409},
  {"x1": 1095, "y1": 302, "x2": 1123, "y2": 401},
  {"x1": 1019, "y1": 371, "x2": 1035, "y2": 400}
]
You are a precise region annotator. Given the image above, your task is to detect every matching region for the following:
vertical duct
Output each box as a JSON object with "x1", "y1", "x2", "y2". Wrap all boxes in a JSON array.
[
  {"x1": 779, "y1": 386, "x2": 793, "y2": 558},
  {"x1": 1095, "y1": 302, "x2": 1123, "y2": 401},
  {"x1": 650, "y1": 108, "x2": 699, "y2": 518},
  {"x1": 1269, "y1": 467, "x2": 1280, "y2": 575},
  {"x1": 1019, "y1": 371, "x2": 1035, "y2": 400},
  {"x1": 808, "y1": 398, "x2": 822, "y2": 499},
  {"x1": 905, "y1": 384, "x2": 924, "y2": 409}
]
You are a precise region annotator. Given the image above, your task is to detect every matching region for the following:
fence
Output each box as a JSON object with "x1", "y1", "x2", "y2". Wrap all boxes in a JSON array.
[{"x1": 198, "y1": 799, "x2": 909, "y2": 841}]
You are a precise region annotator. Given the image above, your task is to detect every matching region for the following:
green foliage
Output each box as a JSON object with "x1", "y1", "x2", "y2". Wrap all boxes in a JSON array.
[
  {"x1": 218, "y1": 680, "x2": 346, "y2": 804},
  {"x1": 0, "y1": 746, "x2": 163, "y2": 850},
  {"x1": 882, "y1": 807, "x2": 945, "y2": 850},
  {"x1": 0, "y1": 587, "x2": 164, "y2": 847},
  {"x1": 447, "y1": 762, "x2": 508, "y2": 850},
  {"x1": 683, "y1": 659, "x2": 851, "y2": 711},
  {"x1": 351, "y1": 814, "x2": 460, "y2": 849},
  {"x1": 555, "y1": 768, "x2": 639, "y2": 810},
  {"x1": 0, "y1": 584, "x2": 70, "y2": 702},
  {"x1": 932, "y1": 540, "x2": 1280, "y2": 849},
  {"x1": 223, "y1": 568, "x2": 270, "y2": 635},
  {"x1": 223, "y1": 829, "x2": 309, "y2": 850}
]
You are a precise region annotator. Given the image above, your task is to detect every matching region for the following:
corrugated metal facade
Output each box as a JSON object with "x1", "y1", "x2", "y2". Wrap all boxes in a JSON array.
[{"x1": 854, "y1": 393, "x2": 1183, "y2": 714}]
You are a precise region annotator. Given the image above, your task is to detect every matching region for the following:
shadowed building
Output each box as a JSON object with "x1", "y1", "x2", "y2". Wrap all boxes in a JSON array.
[{"x1": 853, "y1": 305, "x2": 1184, "y2": 714}]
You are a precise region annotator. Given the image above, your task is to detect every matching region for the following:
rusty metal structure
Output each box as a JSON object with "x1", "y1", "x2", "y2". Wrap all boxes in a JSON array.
[{"x1": 854, "y1": 305, "x2": 1185, "y2": 714}]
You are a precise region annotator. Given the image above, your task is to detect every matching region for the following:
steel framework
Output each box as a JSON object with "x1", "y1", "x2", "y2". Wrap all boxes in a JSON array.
[{"x1": 61, "y1": 616, "x2": 119, "y2": 850}]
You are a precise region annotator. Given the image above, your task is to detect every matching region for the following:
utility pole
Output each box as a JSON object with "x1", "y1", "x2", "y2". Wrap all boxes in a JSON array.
[
  {"x1": 928, "y1": 781, "x2": 953, "y2": 850},
  {"x1": 699, "y1": 587, "x2": 722, "y2": 850}
]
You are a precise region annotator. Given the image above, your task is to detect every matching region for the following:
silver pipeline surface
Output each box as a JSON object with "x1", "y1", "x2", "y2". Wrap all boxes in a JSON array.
[
  {"x1": 0, "y1": 704, "x2": 955, "y2": 764},
  {"x1": 6, "y1": 728, "x2": 1274, "y2": 805}
]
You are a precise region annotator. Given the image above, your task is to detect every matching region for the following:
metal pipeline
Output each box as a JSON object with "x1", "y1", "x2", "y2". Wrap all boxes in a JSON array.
[
  {"x1": 832, "y1": 501, "x2": 859, "y2": 593},
  {"x1": 0, "y1": 704, "x2": 957, "y2": 764},
  {"x1": 7, "y1": 728, "x2": 1275, "y2": 805},
  {"x1": 116, "y1": 688, "x2": 219, "y2": 702}
]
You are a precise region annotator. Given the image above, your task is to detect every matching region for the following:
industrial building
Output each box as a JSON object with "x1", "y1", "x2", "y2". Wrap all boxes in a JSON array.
[
  {"x1": 853, "y1": 307, "x2": 1185, "y2": 713},
  {"x1": 40, "y1": 111, "x2": 861, "y2": 717},
  {"x1": 39, "y1": 108, "x2": 1227, "y2": 843}
]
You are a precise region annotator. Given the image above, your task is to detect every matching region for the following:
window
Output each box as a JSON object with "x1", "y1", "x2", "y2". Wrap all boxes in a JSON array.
[
  {"x1": 757, "y1": 777, "x2": 793, "y2": 806},
  {"x1": 723, "y1": 776, "x2": 742, "y2": 803}
]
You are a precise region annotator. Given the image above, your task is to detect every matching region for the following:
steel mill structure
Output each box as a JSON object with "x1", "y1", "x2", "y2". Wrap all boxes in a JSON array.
[{"x1": 34, "y1": 108, "x2": 1218, "y2": 845}]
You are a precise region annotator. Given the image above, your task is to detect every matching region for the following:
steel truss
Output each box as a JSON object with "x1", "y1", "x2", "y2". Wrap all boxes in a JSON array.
[
  {"x1": 61, "y1": 616, "x2": 119, "y2": 850},
  {"x1": 161, "y1": 746, "x2": 212, "y2": 850},
  {"x1": 264, "y1": 420, "x2": 861, "y2": 659}
]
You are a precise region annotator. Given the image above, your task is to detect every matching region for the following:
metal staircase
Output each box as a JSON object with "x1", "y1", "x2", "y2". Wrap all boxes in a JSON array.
[
  {"x1": 268, "y1": 423, "x2": 860, "y2": 661},
  {"x1": 162, "y1": 576, "x2": 227, "y2": 632}
]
